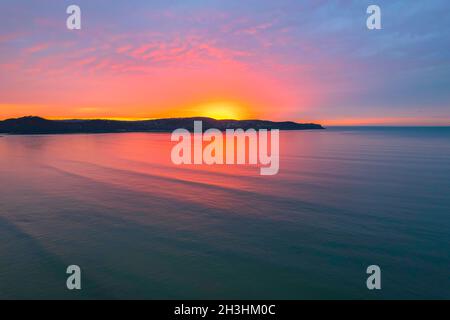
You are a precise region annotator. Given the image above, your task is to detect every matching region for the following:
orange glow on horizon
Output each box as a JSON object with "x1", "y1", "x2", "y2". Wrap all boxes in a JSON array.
[
  {"x1": 0, "y1": 101, "x2": 254, "y2": 121},
  {"x1": 193, "y1": 101, "x2": 250, "y2": 120},
  {"x1": 2, "y1": 104, "x2": 448, "y2": 126}
]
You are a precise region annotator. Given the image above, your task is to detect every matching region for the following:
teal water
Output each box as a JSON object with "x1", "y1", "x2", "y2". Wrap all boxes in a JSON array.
[{"x1": 0, "y1": 127, "x2": 449, "y2": 299}]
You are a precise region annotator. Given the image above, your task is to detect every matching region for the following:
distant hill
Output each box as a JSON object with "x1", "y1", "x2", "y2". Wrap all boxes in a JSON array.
[{"x1": 0, "y1": 116, "x2": 324, "y2": 134}]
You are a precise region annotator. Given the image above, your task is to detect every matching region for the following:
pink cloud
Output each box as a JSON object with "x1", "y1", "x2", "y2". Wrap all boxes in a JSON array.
[{"x1": 26, "y1": 43, "x2": 49, "y2": 54}]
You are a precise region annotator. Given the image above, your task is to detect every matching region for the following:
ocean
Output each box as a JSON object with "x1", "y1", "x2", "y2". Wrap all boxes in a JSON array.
[{"x1": 0, "y1": 127, "x2": 449, "y2": 299}]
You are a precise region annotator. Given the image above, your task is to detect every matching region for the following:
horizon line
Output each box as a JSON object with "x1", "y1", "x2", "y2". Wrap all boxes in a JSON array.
[{"x1": 1, "y1": 115, "x2": 449, "y2": 127}]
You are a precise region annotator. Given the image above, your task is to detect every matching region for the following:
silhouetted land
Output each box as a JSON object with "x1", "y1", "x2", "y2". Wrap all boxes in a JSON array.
[{"x1": 0, "y1": 116, "x2": 324, "y2": 134}]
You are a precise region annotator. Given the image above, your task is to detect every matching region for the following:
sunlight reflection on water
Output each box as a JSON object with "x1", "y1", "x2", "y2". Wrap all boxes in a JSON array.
[{"x1": 0, "y1": 128, "x2": 449, "y2": 299}]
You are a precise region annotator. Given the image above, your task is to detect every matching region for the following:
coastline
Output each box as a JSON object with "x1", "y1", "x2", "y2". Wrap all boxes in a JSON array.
[{"x1": 0, "y1": 116, "x2": 325, "y2": 135}]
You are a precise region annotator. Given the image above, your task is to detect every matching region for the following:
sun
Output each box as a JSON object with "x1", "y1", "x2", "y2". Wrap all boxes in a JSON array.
[{"x1": 196, "y1": 101, "x2": 248, "y2": 120}]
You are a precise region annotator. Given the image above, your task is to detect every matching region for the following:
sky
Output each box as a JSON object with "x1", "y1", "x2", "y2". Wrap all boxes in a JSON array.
[{"x1": 0, "y1": 0, "x2": 449, "y2": 125}]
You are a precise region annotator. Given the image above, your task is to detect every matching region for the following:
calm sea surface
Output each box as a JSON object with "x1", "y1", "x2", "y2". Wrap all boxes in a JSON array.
[{"x1": 0, "y1": 127, "x2": 449, "y2": 299}]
